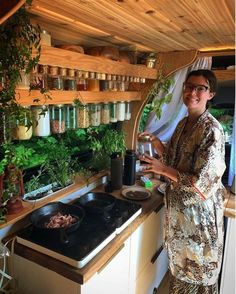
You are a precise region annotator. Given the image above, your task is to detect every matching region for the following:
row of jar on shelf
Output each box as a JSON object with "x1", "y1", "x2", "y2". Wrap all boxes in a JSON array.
[
  {"x1": 17, "y1": 64, "x2": 146, "y2": 92},
  {"x1": 14, "y1": 101, "x2": 132, "y2": 140}
]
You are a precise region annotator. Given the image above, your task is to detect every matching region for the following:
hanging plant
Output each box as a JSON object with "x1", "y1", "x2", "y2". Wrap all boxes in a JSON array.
[{"x1": 0, "y1": 0, "x2": 41, "y2": 138}]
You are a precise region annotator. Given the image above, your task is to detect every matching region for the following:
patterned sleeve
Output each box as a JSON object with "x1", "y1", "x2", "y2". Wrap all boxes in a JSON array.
[{"x1": 175, "y1": 123, "x2": 226, "y2": 204}]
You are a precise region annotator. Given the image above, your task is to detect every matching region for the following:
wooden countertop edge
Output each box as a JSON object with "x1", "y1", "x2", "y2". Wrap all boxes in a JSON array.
[
  {"x1": 224, "y1": 189, "x2": 235, "y2": 218},
  {"x1": 14, "y1": 187, "x2": 164, "y2": 284}
]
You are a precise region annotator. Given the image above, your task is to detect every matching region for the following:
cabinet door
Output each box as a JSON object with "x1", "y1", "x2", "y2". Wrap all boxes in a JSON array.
[
  {"x1": 81, "y1": 238, "x2": 130, "y2": 294},
  {"x1": 129, "y1": 206, "x2": 165, "y2": 282}
]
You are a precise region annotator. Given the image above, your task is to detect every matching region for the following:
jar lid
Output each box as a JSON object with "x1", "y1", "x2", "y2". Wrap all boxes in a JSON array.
[{"x1": 138, "y1": 134, "x2": 151, "y2": 142}]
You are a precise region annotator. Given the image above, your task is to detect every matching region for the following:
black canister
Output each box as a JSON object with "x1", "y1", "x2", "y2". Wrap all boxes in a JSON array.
[
  {"x1": 110, "y1": 152, "x2": 123, "y2": 190},
  {"x1": 123, "y1": 149, "x2": 136, "y2": 186}
]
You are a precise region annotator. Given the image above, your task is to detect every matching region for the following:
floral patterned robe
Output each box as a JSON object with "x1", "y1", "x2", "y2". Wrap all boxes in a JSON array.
[{"x1": 163, "y1": 110, "x2": 226, "y2": 286}]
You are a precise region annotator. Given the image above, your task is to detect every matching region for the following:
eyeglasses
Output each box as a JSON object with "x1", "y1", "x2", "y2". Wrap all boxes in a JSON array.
[{"x1": 183, "y1": 83, "x2": 209, "y2": 94}]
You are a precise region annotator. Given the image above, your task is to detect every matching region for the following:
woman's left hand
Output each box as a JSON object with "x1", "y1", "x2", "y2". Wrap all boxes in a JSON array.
[{"x1": 140, "y1": 153, "x2": 166, "y2": 175}]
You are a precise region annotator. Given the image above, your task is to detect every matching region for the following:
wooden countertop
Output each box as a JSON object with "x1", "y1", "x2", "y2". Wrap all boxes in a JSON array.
[
  {"x1": 14, "y1": 181, "x2": 165, "y2": 285},
  {"x1": 224, "y1": 189, "x2": 235, "y2": 219}
]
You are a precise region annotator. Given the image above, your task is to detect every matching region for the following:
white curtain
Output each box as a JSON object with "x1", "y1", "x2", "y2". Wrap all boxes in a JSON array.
[{"x1": 145, "y1": 57, "x2": 212, "y2": 142}]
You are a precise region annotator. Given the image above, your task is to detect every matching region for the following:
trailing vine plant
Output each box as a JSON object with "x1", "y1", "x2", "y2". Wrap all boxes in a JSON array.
[
  {"x1": 139, "y1": 71, "x2": 174, "y2": 132},
  {"x1": 0, "y1": 0, "x2": 41, "y2": 137}
]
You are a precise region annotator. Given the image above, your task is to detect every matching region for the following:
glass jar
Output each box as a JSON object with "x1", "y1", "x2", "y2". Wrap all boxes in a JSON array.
[
  {"x1": 17, "y1": 69, "x2": 30, "y2": 89},
  {"x1": 125, "y1": 101, "x2": 131, "y2": 120},
  {"x1": 100, "y1": 80, "x2": 109, "y2": 91},
  {"x1": 64, "y1": 69, "x2": 76, "y2": 90},
  {"x1": 77, "y1": 78, "x2": 88, "y2": 91},
  {"x1": 89, "y1": 104, "x2": 101, "y2": 126},
  {"x1": 15, "y1": 106, "x2": 33, "y2": 140},
  {"x1": 38, "y1": 64, "x2": 49, "y2": 89},
  {"x1": 40, "y1": 30, "x2": 51, "y2": 46},
  {"x1": 88, "y1": 79, "x2": 100, "y2": 91},
  {"x1": 48, "y1": 66, "x2": 63, "y2": 90},
  {"x1": 116, "y1": 101, "x2": 125, "y2": 121},
  {"x1": 110, "y1": 102, "x2": 117, "y2": 123},
  {"x1": 137, "y1": 134, "x2": 154, "y2": 157},
  {"x1": 101, "y1": 103, "x2": 110, "y2": 124},
  {"x1": 50, "y1": 104, "x2": 66, "y2": 134},
  {"x1": 76, "y1": 104, "x2": 89, "y2": 128},
  {"x1": 32, "y1": 106, "x2": 50, "y2": 137},
  {"x1": 65, "y1": 104, "x2": 77, "y2": 130}
]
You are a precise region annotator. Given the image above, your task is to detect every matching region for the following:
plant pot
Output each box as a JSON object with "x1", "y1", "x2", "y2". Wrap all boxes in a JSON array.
[{"x1": 6, "y1": 196, "x2": 23, "y2": 215}]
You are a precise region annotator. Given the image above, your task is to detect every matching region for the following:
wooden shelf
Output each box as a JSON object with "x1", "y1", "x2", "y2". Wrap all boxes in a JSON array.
[
  {"x1": 16, "y1": 89, "x2": 142, "y2": 105},
  {"x1": 35, "y1": 46, "x2": 158, "y2": 80},
  {"x1": 213, "y1": 69, "x2": 235, "y2": 81}
]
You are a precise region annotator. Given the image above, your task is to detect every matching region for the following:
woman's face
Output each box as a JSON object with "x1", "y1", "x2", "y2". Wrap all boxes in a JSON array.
[{"x1": 183, "y1": 75, "x2": 215, "y2": 112}]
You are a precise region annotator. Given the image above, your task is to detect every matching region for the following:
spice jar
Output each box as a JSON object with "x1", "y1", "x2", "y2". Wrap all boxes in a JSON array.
[
  {"x1": 17, "y1": 69, "x2": 30, "y2": 89},
  {"x1": 77, "y1": 78, "x2": 88, "y2": 91},
  {"x1": 32, "y1": 106, "x2": 50, "y2": 137},
  {"x1": 40, "y1": 30, "x2": 51, "y2": 46},
  {"x1": 50, "y1": 104, "x2": 66, "y2": 134},
  {"x1": 100, "y1": 80, "x2": 109, "y2": 91},
  {"x1": 65, "y1": 104, "x2": 77, "y2": 130},
  {"x1": 101, "y1": 103, "x2": 110, "y2": 124},
  {"x1": 15, "y1": 106, "x2": 33, "y2": 140},
  {"x1": 48, "y1": 66, "x2": 63, "y2": 90},
  {"x1": 125, "y1": 101, "x2": 132, "y2": 120},
  {"x1": 64, "y1": 69, "x2": 76, "y2": 90},
  {"x1": 110, "y1": 102, "x2": 117, "y2": 123},
  {"x1": 88, "y1": 79, "x2": 100, "y2": 91},
  {"x1": 89, "y1": 104, "x2": 101, "y2": 126},
  {"x1": 76, "y1": 104, "x2": 90, "y2": 128},
  {"x1": 116, "y1": 101, "x2": 125, "y2": 121}
]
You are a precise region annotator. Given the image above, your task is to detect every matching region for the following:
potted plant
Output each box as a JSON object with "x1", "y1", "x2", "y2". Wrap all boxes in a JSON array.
[{"x1": 0, "y1": 142, "x2": 34, "y2": 216}]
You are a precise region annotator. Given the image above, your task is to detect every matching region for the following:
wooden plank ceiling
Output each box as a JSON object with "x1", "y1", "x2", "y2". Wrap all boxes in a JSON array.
[{"x1": 29, "y1": 0, "x2": 235, "y2": 53}]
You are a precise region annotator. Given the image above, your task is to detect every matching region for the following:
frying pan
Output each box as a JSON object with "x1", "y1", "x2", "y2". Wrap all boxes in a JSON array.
[
  {"x1": 76, "y1": 192, "x2": 116, "y2": 214},
  {"x1": 30, "y1": 202, "x2": 85, "y2": 243}
]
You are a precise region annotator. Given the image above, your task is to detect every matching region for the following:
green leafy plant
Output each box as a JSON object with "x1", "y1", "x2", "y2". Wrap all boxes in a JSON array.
[
  {"x1": 139, "y1": 72, "x2": 174, "y2": 132},
  {"x1": 101, "y1": 129, "x2": 126, "y2": 156},
  {"x1": 0, "y1": 0, "x2": 41, "y2": 132}
]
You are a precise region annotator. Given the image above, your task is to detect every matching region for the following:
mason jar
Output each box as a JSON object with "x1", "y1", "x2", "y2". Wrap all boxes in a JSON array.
[
  {"x1": 76, "y1": 104, "x2": 89, "y2": 128},
  {"x1": 101, "y1": 103, "x2": 110, "y2": 124},
  {"x1": 89, "y1": 103, "x2": 101, "y2": 126},
  {"x1": 50, "y1": 104, "x2": 66, "y2": 134},
  {"x1": 116, "y1": 101, "x2": 125, "y2": 121},
  {"x1": 32, "y1": 105, "x2": 50, "y2": 137},
  {"x1": 110, "y1": 102, "x2": 117, "y2": 123},
  {"x1": 65, "y1": 104, "x2": 77, "y2": 130},
  {"x1": 15, "y1": 106, "x2": 33, "y2": 140},
  {"x1": 125, "y1": 101, "x2": 132, "y2": 120}
]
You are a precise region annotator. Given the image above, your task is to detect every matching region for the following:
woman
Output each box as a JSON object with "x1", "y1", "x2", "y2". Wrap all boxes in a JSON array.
[{"x1": 140, "y1": 69, "x2": 226, "y2": 294}]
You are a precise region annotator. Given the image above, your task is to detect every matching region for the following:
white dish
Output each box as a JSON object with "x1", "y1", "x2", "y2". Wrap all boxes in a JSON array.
[
  {"x1": 157, "y1": 183, "x2": 166, "y2": 195},
  {"x1": 122, "y1": 186, "x2": 151, "y2": 201}
]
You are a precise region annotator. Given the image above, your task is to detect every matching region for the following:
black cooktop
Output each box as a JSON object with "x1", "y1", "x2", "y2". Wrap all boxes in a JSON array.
[{"x1": 16, "y1": 197, "x2": 142, "y2": 266}]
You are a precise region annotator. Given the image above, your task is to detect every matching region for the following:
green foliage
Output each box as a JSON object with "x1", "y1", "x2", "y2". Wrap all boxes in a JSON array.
[
  {"x1": 0, "y1": 2, "x2": 41, "y2": 106},
  {"x1": 139, "y1": 72, "x2": 174, "y2": 132},
  {"x1": 0, "y1": 142, "x2": 35, "y2": 174},
  {"x1": 101, "y1": 129, "x2": 126, "y2": 156}
]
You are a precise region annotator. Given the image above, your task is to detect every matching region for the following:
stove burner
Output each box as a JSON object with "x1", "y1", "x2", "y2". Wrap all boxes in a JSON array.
[{"x1": 16, "y1": 196, "x2": 142, "y2": 268}]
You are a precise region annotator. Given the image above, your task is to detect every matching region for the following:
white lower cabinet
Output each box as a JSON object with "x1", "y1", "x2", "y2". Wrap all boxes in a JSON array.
[
  {"x1": 13, "y1": 206, "x2": 168, "y2": 294},
  {"x1": 81, "y1": 238, "x2": 130, "y2": 294},
  {"x1": 13, "y1": 238, "x2": 130, "y2": 294},
  {"x1": 129, "y1": 206, "x2": 168, "y2": 294}
]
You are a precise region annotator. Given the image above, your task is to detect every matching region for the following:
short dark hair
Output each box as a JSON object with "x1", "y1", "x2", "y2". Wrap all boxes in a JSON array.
[{"x1": 186, "y1": 69, "x2": 218, "y2": 93}]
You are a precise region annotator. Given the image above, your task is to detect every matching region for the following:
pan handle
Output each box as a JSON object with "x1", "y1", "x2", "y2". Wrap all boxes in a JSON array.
[{"x1": 60, "y1": 230, "x2": 69, "y2": 244}]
